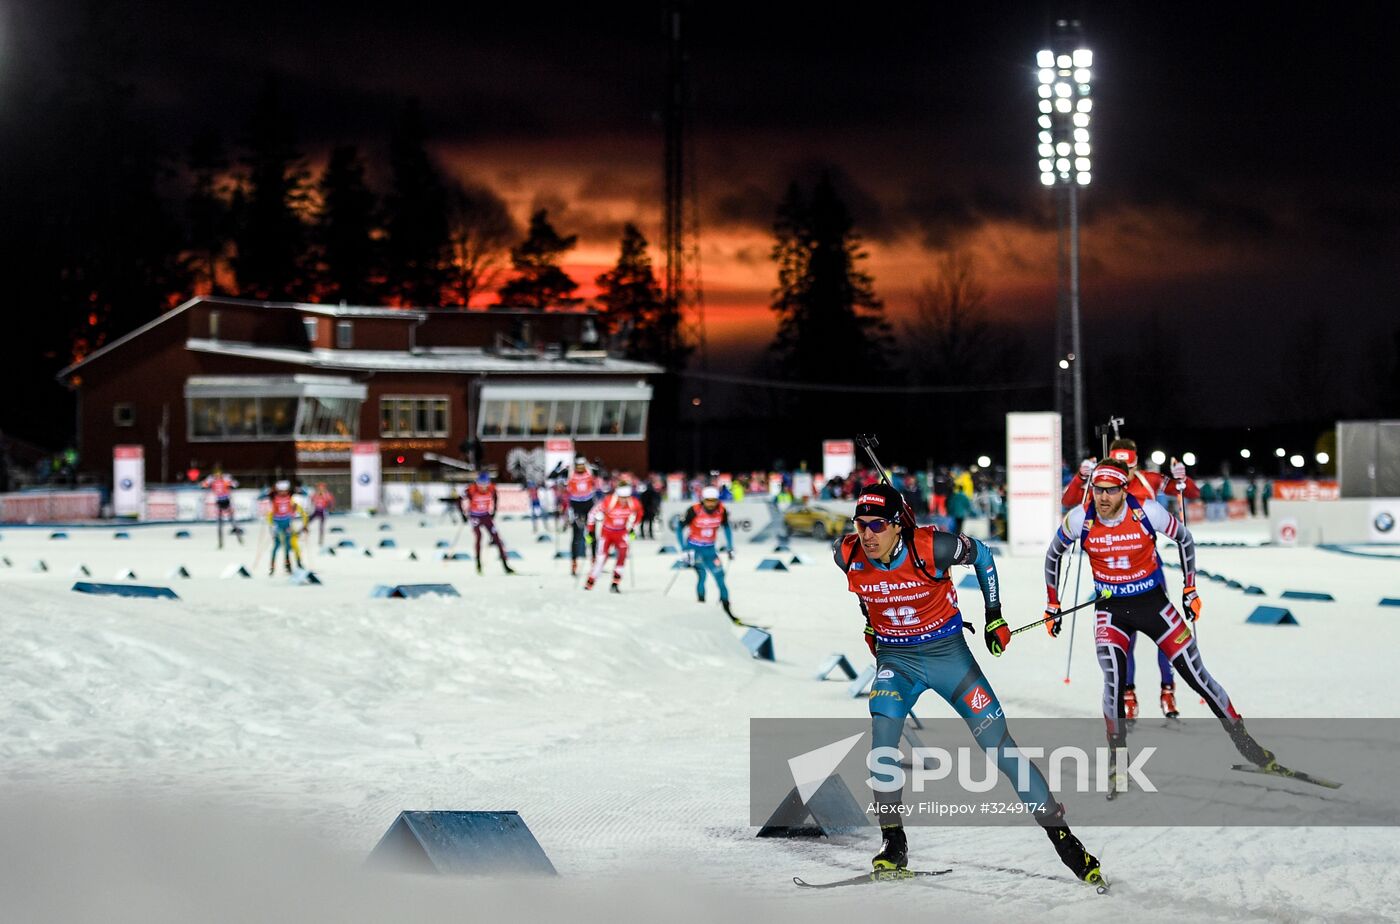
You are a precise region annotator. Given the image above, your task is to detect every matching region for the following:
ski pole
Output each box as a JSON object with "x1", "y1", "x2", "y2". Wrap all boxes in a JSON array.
[
  {"x1": 1009, "y1": 589, "x2": 1111, "y2": 637},
  {"x1": 663, "y1": 549, "x2": 691, "y2": 596},
  {"x1": 443, "y1": 516, "x2": 465, "y2": 564},
  {"x1": 250, "y1": 518, "x2": 269, "y2": 570},
  {"x1": 1174, "y1": 460, "x2": 1204, "y2": 703},
  {"x1": 1063, "y1": 539, "x2": 1086, "y2": 681}
]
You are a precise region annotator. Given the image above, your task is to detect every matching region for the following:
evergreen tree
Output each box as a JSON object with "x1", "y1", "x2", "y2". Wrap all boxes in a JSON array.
[
  {"x1": 383, "y1": 100, "x2": 449, "y2": 306},
  {"x1": 595, "y1": 223, "x2": 689, "y2": 366},
  {"x1": 769, "y1": 173, "x2": 890, "y2": 381},
  {"x1": 496, "y1": 209, "x2": 580, "y2": 309},
  {"x1": 444, "y1": 180, "x2": 517, "y2": 307},
  {"x1": 183, "y1": 127, "x2": 231, "y2": 296},
  {"x1": 232, "y1": 79, "x2": 310, "y2": 300},
  {"x1": 316, "y1": 145, "x2": 379, "y2": 304}
]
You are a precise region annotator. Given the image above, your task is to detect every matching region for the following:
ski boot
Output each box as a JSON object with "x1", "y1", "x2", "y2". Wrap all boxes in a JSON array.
[
  {"x1": 609, "y1": 581, "x2": 621, "y2": 594},
  {"x1": 1227, "y1": 719, "x2": 1276, "y2": 769},
  {"x1": 1123, "y1": 687, "x2": 1139, "y2": 727},
  {"x1": 1105, "y1": 747, "x2": 1127, "y2": 799},
  {"x1": 1036, "y1": 803, "x2": 1105, "y2": 888},
  {"x1": 872, "y1": 824, "x2": 908, "y2": 871},
  {"x1": 571, "y1": 559, "x2": 578, "y2": 576},
  {"x1": 720, "y1": 599, "x2": 735, "y2": 619},
  {"x1": 1160, "y1": 683, "x2": 1180, "y2": 719},
  {"x1": 584, "y1": 576, "x2": 596, "y2": 590},
  {"x1": 476, "y1": 559, "x2": 483, "y2": 575},
  {"x1": 697, "y1": 592, "x2": 705, "y2": 604},
  {"x1": 502, "y1": 561, "x2": 515, "y2": 575}
]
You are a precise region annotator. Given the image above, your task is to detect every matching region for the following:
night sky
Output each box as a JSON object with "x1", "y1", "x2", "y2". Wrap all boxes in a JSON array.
[{"x1": 2, "y1": 1, "x2": 1397, "y2": 435}]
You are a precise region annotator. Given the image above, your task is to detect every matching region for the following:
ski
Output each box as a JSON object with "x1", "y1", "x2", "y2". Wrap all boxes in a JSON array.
[
  {"x1": 1231, "y1": 763, "x2": 1341, "y2": 789},
  {"x1": 793, "y1": 868, "x2": 952, "y2": 889},
  {"x1": 728, "y1": 615, "x2": 770, "y2": 631},
  {"x1": 968, "y1": 862, "x2": 1109, "y2": 895}
]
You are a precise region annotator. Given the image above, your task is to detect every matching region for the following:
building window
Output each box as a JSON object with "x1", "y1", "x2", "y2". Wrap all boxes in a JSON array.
[
  {"x1": 209, "y1": 311, "x2": 220, "y2": 340},
  {"x1": 187, "y1": 395, "x2": 359, "y2": 441},
  {"x1": 303, "y1": 317, "x2": 319, "y2": 345},
  {"x1": 336, "y1": 320, "x2": 353, "y2": 349},
  {"x1": 113, "y1": 403, "x2": 135, "y2": 427},
  {"x1": 476, "y1": 396, "x2": 649, "y2": 441},
  {"x1": 378, "y1": 396, "x2": 450, "y2": 438}
]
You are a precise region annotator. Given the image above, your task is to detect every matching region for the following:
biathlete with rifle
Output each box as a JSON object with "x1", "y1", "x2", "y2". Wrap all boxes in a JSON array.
[
  {"x1": 1044, "y1": 459, "x2": 1276, "y2": 791},
  {"x1": 834, "y1": 477, "x2": 1104, "y2": 887},
  {"x1": 1061, "y1": 437, "x2": 1200, "y2": 722}
]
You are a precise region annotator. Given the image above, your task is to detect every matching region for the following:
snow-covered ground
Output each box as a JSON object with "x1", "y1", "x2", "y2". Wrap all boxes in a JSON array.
[{"x1": 2, "y1": 513, "x2": 1397, "y2": 923}]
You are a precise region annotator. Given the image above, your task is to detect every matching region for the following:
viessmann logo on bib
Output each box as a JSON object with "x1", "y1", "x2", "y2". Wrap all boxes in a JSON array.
[{"x1": 869, "y1": 579, "x2": 922, "y2": 594}]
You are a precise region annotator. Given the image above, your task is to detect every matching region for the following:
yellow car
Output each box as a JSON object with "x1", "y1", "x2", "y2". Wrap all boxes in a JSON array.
[{"x1": 783, "y1": 502, "x2": 853, "y2": 540}]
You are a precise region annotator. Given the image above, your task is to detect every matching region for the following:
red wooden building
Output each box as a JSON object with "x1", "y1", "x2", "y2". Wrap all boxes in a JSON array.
[{"x1": 58, "y1": 296, "x2": 660, "y2": 491}]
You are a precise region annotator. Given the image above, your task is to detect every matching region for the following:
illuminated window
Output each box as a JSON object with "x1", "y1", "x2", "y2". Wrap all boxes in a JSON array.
[
  {"x1": 379, "y1": 396, "x2": 451, "y2": 438},
  {"x1": 476, "y1": 385, "x2": 651, "y2": 441}
]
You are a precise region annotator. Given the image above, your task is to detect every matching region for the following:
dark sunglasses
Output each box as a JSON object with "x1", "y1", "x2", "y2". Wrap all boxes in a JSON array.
[
  {"x1": 1091, "y1": 484, "x2": 1125, "y2": 495},
  {"x1": 853, "y1": 517, "x2": 894, "y2": 534}
]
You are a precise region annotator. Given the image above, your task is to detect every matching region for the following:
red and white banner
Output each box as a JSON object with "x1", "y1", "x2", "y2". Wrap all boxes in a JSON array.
[
  {"x1": 0, "y1": 490, "x2": 102, "y2": 523},
  {"x1": 545, "y1": 438, "x2": 575, "y2": 477},
  {"x1": 1272, "y1": 480, "x2": 1340, "y2": 502},
  {"x1": 1006, "y1": 412, "x2": 1062, "y2": 556},
  {"x1": 113, "y1": 445, "x2": 145, "y2": 518},
  {"x1": 822, "y1": 440, "x2": 856, "y2": 480}
]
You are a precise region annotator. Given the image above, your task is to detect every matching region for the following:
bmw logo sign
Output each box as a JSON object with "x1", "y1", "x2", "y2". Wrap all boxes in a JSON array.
[
  {"x1": 120, "y1": 478, "x2": 133, "y2": 490},
  {"x1": 358, "y1": 473, "x2": 371, "y2": 486},
  {"x1": 1376, "y1": 512, "x2": 1396, "y2": 534}
]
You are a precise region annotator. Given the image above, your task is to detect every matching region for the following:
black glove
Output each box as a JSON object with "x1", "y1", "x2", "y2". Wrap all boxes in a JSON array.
[{"x1": 984, "y1": 607, "x2": 1010, "y2": 657}]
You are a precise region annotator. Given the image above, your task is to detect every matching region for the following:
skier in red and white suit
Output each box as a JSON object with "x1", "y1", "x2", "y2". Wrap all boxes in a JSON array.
[
  {"x1": 1061, "y1": 436, "x2": 1201, "y2": 721},
  {"x1": 585, "y1": 480, "x2": 642, "y2": 592},
  {"x1": 1043, "y1": 459, "x2": 1277, "y2": 779}
]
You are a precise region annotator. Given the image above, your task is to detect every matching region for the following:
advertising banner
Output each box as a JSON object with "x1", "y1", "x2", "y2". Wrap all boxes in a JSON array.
[
  {"x1": 113, "y1": 445, "x2": 145, "y2": 518},
  {"x1": 1370, "y1": 500, "x2": 1399, "y2": 543},
  {"x1": 545, "y1": 438, "x2": 575, "y2": 478},
  {"x1": 822, "y1": 440, "x2": 855, "y2": 480},
  {"x1": 1273, "y1": 480, "x2": 1341, "y2": 502},
  {"x1": 351, "y1": 442, "x2": 381, "y2": 511},
  {"x1": 1006, "y1": 413, "x2": 1062, "y2": 556}
]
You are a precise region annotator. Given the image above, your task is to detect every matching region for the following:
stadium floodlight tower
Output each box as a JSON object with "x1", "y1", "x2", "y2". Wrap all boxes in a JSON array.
[{"x1": 1037, "y1": 21, "x2": 1093, "y2": 461}]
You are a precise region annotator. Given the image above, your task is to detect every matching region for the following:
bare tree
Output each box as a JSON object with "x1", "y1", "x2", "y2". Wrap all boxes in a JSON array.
[
  {"x1": 905, "y1": 250, "x2": 1001, "y2": 385},
  {"x1": 444, "y1": 180, "x2": 517, "y2": 306}
]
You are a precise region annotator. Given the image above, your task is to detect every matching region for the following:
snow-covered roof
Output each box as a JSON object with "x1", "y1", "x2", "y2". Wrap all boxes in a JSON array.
[
  {"x1": 184, "y1": 339, "x2": 663, "y2": 376},
  {"x1": 56, "y1": 295, "x2": 606, "y2": 380}
]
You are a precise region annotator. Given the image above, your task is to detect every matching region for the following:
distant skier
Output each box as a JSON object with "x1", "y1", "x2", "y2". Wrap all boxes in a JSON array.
[
  {"x1": 834, "y1": 482, "x2": 1103, "y2": 884},
  {"x1": 526, "y1": 481, "x2": 545, "y2": 532},
  {"x1": 565, "y1": 456, "x2": 597, "y2": 576},
  {"x1": 637, "y1": 475, "x2": 661, "y2": 540},
  {"x1": 202, "y1": 467, "x2": 240, "y2": 549},
  {"x1": 304, "y1": 482, "x2": 335, "y2": 546},
  {"x1": 1044, "y1": 460, "x2": 1277, "y2": 785},
  {"x1": 267, "y1": 480, "x2": 306, "y2": 575},
  {"x1": 1060, "y1": 437, "x2": 1200, "y2": 722},
  {"x1": 585, "y1": 478, "x2": 642, "y2": 592},
  {"x1": 676, "y1": 486, "x2": 737, "y2": 618},
  {"x1": 461, "y1": 472, "x2": 515, "y2": 575}
]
